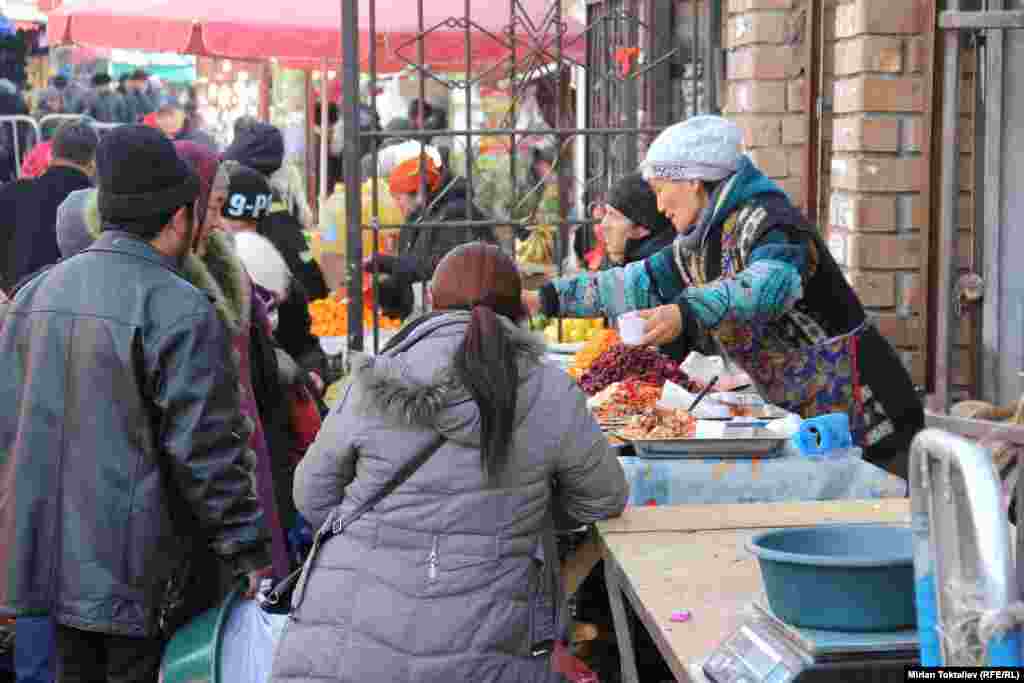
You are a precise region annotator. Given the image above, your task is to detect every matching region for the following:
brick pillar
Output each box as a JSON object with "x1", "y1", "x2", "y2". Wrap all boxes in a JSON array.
[
  {"x1": 826, "y1": 0, "x2": 927, "y2": 385},
  {"x1": 723, "y1": 0, "x2": 807, "y2": 209}
]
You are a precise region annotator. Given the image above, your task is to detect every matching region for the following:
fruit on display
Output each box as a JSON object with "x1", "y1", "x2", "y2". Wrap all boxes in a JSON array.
[
  {"x1": 543, "y1": 318, "x2": 605, "y2": 345},
  {"x1": 578, "y1": 344, "x2": 696, "y2": 395},
  {"x1": 309, "y1": 295, "x2": 402, "y2": 337},
  {"x1": 515, "y1": 224, "x2": 556, "y2": 265},
  {"x1": 569, "y1": 329, "x2": 621, "y2": 379}
]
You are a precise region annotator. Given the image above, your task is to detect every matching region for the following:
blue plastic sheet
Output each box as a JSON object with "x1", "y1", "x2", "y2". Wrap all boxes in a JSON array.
[{"x1": 618, "y1": 452, "x2": 906, "y2": 507}]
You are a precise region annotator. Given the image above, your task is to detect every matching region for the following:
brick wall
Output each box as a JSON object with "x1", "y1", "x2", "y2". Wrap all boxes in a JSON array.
[
  {"x1": 825, "y1": 0, "x2": 928, "y2": 386},
  {"x1": 718, "y1": 0, "x2": 981, "y2": 394},
  {"x1": 723, "y1": 0, "x2": 809, "y2": 210}
]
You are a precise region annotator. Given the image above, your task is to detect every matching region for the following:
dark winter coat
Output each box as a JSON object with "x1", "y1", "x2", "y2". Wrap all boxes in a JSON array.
[
  {"x1": 258, "y1": 211, "x2": 328, "y2": 302},
  {"x1": 81, "y1": 88, "x2": 127, "y2": 123},
  {"x1": 0, "y1": 231, "x2": 270, "y2": 637},
  {"x1": 0, "y1": 165, "x2": 92, "y2": 292},
  {"x1": 397, "y1": 175, "x2": 497, "y2": 283}
]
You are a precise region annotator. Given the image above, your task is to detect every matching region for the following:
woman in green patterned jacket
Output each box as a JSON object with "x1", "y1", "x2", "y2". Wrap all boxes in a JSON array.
[{"x1": 526, "y1": 115, "x2": 922, "y2": 479}]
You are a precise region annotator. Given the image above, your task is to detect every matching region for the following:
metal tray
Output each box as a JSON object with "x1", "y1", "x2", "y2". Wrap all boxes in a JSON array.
[{"x1": 615, "y1": 429, "x2": 788, "y2": 459}]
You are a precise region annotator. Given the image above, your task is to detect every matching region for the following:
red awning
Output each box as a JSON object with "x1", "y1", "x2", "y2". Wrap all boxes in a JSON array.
[{"x1": 47, "y1": 0, "x2": 586, "y2": 73}]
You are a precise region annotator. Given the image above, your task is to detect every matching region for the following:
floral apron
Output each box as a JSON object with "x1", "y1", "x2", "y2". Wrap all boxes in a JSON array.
[{"x1": 682, "y1": 212, "x2": 888, "y2": 449}]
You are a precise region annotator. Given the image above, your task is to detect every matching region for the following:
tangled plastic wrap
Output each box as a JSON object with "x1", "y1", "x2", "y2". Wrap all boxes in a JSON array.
[{"x1": 578, "y1": 344, "x2": 696, "y2": 395}]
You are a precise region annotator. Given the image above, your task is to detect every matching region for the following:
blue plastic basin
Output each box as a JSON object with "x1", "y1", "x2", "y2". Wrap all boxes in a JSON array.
[{"x1": 747, "y1": 524, "x2": 915, "y2": 632}]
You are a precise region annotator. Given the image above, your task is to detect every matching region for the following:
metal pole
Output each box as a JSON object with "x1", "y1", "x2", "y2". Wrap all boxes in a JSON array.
[
  {"x1": 705, "y1": 0, "x2": 721, "y2": 114},
  {"x1": 342, "y1": 0, "x2": 364, "y2": 352},
  {"x1": 932, "y1": 3, "x2": 962, "y2": 414},
  {"x1": 304, "y1": 71, "x2": 316, "y2": 211},
  {"x1": 464, "y1": 0, "x2": 474, "y2": 221},
  {"x1": 623, "y1": 0, "x2": 638, "y2": 170},
  {"x1": 368, "y1": 0, "x2": 380, "y2": 354},
  {"x1": 319, "y1": 57, "x2": 330, "y2": 212},
  {"x1": 508, "y1": 0, "x2": 518, "y2": 253},
  {"x1": 691, "y1": 0, "x2": 699, "y2": 115},
  {"x1": 982, "y1": 0, "x2": 1005, "y2": 403},
  {"x1": 801, "y1": 0, "x2": 821, "y2": 221}
]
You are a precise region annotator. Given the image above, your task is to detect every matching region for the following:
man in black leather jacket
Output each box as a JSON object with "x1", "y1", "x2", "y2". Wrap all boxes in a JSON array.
[{"x1": 0, "y1": 125, "x2": 270, "y2": 682}]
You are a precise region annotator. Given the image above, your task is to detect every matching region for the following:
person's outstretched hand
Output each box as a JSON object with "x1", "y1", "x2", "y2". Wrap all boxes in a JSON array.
[{"x1": 637, "y1": 305, "x2": 683, "y2": 347}]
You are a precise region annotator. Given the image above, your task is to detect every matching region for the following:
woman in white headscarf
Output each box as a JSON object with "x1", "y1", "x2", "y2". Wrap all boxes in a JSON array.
[{"x1": 527, "y1": 115, "x2": 923, "y2": 480}]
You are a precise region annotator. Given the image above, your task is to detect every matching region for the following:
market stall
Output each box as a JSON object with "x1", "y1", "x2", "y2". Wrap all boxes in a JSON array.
[
  {"x1": 597, "y1": 499, "x2": 914, "y2": 682},
  {"x1": 47, "y1": 0, "x2": 586, "y2": 206}
]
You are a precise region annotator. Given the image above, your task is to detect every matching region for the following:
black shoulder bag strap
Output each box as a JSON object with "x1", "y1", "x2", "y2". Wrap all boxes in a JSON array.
[{"x1": 260, "y1": 432, "x2": 447, "y2": 613}]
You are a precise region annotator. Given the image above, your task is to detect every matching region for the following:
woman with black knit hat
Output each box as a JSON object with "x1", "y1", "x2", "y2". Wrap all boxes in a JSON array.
[
  {"x1": 597, "y1": 172, "x2": 698, "y2": 361},
  {"x1": 599, "y1": 172, "x2": 677, "y2": 268}
]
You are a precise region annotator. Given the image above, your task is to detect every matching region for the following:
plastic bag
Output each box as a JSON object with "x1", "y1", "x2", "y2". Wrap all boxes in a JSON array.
[
  {"x1": 219, "y1": 598, "x2": 289, "y2": 683},
  {"x1": 680, "y1": 352, "x2": 751, "y2": 391}
]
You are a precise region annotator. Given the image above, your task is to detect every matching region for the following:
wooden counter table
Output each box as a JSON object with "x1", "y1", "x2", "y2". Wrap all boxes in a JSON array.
[{"x1": 595, "y1": 499, "x2": 911, "y2": 682}]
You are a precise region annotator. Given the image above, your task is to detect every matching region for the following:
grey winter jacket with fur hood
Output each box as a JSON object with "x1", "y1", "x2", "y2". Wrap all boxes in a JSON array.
[{"x1": 271, "y1": 312, "x2": 628, "y2": 683}]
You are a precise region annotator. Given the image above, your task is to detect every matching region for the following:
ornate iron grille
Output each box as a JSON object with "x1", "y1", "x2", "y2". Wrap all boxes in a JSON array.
[{"x1": 338, "y1": 0, "x2": 720, "y2": 353}]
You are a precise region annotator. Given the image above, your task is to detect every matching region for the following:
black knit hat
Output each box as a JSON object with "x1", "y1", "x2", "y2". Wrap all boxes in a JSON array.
[
  {"x1": 92, "y1": 73, "x2": 112, "y2": 87},
  {"x1": 607, "y1": 172, "x2": 675, "y2": 237},
  {"x1": 222, "y1": 121, "x2": 285, "y2": 177},
  {"x1": 221, "y1": 164, "x2": 274, "y2": 222},
  {"x1": 96, "y1": 125, "x2": 200, "y2": 222}
]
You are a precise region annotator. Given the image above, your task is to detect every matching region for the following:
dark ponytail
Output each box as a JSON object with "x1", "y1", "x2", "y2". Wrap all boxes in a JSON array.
[{"x1": 452, "y1": 304, "x2": 519, "y2": 485}]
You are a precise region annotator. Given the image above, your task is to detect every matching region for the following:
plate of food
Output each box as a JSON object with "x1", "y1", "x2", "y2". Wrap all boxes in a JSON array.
[
  {"x1": 614, "y1": 407, "x2": 788, "y2": 459},
  {"x1": 590, "y1": 381, "x2": 663, "y2": 427}
]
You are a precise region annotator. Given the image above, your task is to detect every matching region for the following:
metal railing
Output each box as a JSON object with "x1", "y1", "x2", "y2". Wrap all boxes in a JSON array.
[
  {"x1": 910, "y1": 428, "x2": 1022, "y2": 665},
  {"x1": 0, "y1": 114, "x2": 123, "y2": 180},
  {"x1": 0, "y1": 115, "x2": 40, "y2": 178},
  {"x1": 40, "y1": 113, "x2": 122, "y2": 134}
]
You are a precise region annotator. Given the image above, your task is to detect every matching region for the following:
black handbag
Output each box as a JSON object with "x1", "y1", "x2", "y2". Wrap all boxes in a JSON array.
[{"x1": 258, "y1": 433, "x2": 447, "y2": 614}]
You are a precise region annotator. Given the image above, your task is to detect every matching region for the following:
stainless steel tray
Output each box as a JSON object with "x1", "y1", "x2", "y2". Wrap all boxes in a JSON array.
[{"x1": 616, "y1": 430, "x2": 788, "y2": 459}]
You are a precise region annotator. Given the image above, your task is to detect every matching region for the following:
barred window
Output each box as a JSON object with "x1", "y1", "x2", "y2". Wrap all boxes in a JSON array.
[{"x1": 585, "y1": 0, "x2": 722, "y2": 205}]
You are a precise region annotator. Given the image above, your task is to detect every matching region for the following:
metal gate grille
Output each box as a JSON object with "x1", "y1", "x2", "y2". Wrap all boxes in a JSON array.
[
  {"x1": 583, "y1": 0, "x2": 721, "y2": 228},
  {"x1": 339, "y1": 0, "x2": 721, "y2": 352}
]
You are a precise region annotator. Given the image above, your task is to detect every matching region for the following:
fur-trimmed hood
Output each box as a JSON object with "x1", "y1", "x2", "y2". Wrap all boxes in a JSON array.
[
  {"x1": 348, "y1": 311, "x2": 544, "y2": 447},
  {"x1": 80, "y1": 189, "x2": 251, "y2": 333}
]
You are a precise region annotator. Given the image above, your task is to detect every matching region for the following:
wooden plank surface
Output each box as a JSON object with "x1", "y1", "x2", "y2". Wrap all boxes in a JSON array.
[
  {"x1": 597, "y1": 498, "x2": 909, "y2": 535},
  {"x1": 598, "y1": 501, "x2": 911, "y2": 681}
]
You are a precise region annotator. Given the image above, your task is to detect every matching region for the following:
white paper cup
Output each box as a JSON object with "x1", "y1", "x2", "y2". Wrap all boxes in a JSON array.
[
  {"x1": 618, "y1": 313, "x2": 646, "y2": 346},
  {"x1": 319, "y1": 336, "x2": 346, "y2": 356}
]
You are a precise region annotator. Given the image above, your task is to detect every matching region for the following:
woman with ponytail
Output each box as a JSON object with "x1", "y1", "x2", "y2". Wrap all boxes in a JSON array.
[{"x1": 272, "y1": 243, "x2": 628, "y2": 683}]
